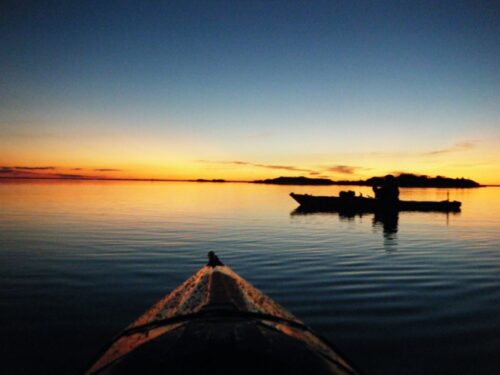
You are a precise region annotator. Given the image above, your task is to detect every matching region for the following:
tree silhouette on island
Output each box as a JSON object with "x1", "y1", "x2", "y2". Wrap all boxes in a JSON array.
[{"x1": 254, "y1": 173, "x2": 481, "y2": 188}]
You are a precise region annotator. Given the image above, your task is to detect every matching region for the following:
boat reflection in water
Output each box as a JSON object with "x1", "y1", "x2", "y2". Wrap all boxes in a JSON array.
[
  {"x1": 291, "y1": 207, "x2": 460, "y2": 243},
  {"x1": 291, "y1": 207, "x2": 399, "y2": 239},
  {"x1": 373, "y1": 210, "x2": 399, "y2": 239}
]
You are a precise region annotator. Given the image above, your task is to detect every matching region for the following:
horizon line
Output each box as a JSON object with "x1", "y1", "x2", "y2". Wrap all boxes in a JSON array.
[{"x1": 0, "y1": 176, "x2": 496, "y2": 186}]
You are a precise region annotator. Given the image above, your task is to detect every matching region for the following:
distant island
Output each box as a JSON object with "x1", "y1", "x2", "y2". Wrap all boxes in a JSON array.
[
  {"x1": 254, "y1": 174, "x2": 481, "y2": 188},
  {"x1": 193, "y1": 179, "x2": 227, "y2": 183},
  {"x1": 254, "y1": 176, "x2": 335, "y2": 185}
]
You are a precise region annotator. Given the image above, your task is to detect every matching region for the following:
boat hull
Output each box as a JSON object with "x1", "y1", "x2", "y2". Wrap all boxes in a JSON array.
[
  {"x1": 85, "y1": 262, "x2": 357, "y2": 375},
  {"x1": 290, "y1": 193, "x2": 461, "y2": 213}
]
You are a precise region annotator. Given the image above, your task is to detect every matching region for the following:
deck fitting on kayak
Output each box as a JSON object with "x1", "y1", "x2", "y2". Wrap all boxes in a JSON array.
[{"x1": 207, "y1": 251, "x2": 224, "y2": 267}]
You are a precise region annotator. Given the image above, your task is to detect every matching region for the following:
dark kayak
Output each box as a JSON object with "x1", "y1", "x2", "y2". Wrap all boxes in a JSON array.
[
  {"x1": 84, "y1": 252, "x2": 358, "y2": 375},
  {"x1": 290, "y1": 192, "x2": 461, "y2": 213}
]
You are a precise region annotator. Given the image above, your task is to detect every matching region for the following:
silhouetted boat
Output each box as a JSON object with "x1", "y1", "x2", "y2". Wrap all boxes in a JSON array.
[
  {"x1": 84, "y1": 252, "x2": 358, "y2": 375},
  {"x1": 290, "y1": 192, "x2": 461, "y2": 213}
]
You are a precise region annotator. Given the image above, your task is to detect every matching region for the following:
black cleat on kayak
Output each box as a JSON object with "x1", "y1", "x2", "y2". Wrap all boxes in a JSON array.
[{"x1": 207, "y1": 251, "x2": 224, "y2": 267}]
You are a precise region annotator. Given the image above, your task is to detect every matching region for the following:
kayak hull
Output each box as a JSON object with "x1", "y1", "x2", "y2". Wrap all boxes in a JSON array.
[{"x1": 85, "y1": 262, "x2": 358, "y2": 375}]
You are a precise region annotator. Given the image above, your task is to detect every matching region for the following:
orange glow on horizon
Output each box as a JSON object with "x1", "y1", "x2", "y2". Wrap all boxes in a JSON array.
[
  {"x1": 0, "y1": 160, "x2": 498, "y2": 185},
  {"x1": 1, "y1": 133, "x2": 499, "y2": 184}
]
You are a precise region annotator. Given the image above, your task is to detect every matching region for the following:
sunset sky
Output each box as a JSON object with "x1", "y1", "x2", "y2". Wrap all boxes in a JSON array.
[{"x1": 1, "y1": 1, "x2": 499, "y2": 183}]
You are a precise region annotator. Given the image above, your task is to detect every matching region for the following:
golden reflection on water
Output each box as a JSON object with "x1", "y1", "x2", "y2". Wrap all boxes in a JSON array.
[
  {"x1": 0, "y1": 180, "x2": 499, "y2": 232},
  {"x1": 1, "y1": 180, "x2": 500, "y2": 375}
]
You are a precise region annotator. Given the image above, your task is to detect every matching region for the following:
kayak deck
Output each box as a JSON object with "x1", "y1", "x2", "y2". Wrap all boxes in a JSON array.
[{"x1": 85, "y1": 256, "x2": 357, "y2": 375}]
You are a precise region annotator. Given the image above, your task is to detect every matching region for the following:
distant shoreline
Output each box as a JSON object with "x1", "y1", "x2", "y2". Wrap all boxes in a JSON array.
[
  {"x1": 0, "y1": 176, "x2": 246, "y2": 183},
  {"x1": 253, "y1": 175, "x2": 482, "y2": 188},
  {"x1": 0, "y1": 175, "x2": 493, "y2": 187}
]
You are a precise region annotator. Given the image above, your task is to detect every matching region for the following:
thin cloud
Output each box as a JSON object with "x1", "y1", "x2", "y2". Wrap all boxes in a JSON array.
[
  {"x1": 198, "y1": 160, "x2": 315, "y2": 173},
  {"x1": 69, "y1": 167, "x2": 121, "y2": 172},
  {"x1": 0, "y1": 166, "x2": 60, "y2": 178},
  {"x1": 56, "y1": 173, "x2": 87, "y2": 179},
  {"x1": 256, "y1": 164, "x2": 313, "y2": 173},
  {"x1": 326, "y1": 165, "x2": 356, "y2": 174},
  {"x1": 424, "y1": 141, "x2": 476, "y2": 156},
  {"x1": 199, "y1": 160, "x2": 372, "y2": 177},
  {"x1": 0, "y1": 166, "x2": 55, "y2": 175},
  {"x1": 324, "y1": 165, "x2": 368, "y2": 175},
  {"x1": 14, "y1": 166, "x2": 55, "y2": 170},
  {"x1": 0, "y1": 161, "x2": 122, "y2": 179}
]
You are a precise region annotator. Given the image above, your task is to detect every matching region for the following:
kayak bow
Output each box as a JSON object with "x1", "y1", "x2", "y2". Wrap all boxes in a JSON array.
[{"x1": 85, "y1": 253, "x2": 358, "y2": 375}]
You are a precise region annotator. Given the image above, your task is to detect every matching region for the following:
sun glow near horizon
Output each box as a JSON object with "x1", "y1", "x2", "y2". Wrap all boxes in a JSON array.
[
  {"x1": 1, "y1": 113, "x2": 499, "y2": 183},
  {"x1": 1, "y1": 1, "x2": 499, "y2": 185},
  {"x1": 1, "y1": 137, "x2": 499, "y2": 184}
]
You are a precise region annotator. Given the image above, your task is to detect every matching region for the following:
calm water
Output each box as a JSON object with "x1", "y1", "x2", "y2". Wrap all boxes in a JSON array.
[{"x1": 0, "y1": 180, "x2": 499, "y2": 374}]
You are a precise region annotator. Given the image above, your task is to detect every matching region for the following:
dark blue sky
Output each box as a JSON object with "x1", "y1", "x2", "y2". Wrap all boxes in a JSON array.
[{"x1": 1, "y1": 0, "x2": 499, "y2": 181}]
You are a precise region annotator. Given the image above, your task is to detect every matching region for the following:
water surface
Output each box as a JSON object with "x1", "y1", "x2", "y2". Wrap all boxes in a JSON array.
[{"x1": 0, "y1": 181, "x2": 499, "y2": 374}]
